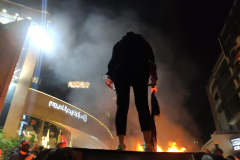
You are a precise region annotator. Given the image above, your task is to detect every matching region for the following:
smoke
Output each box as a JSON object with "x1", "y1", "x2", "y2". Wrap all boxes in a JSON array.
[{"x1": 42, "y1": 1, "x2": 201, "y2": 151}]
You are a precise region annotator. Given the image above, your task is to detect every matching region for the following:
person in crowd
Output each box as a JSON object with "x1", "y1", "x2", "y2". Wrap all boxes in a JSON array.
[
  {"x1": 56, "y1": 142, "x2": 67, "y2": 148},
  {"x1": 204, "y1": 149, "x2": 211, "y2": 154},
  {"x1": 214, "y1": 141, "x2": 226, "y2": 160},
  {"x1": 59, "y1": 132, "x2": 68, "y2": 145},
  {"x1": 9, "y1": 140, "x2": 34, "y2": 160},
  {"x1": 226, "y1": 155, "x2": 235, "y2": 160},
  {"x1": 105, "y1": 31, "x2": 158, "y2": 152}
]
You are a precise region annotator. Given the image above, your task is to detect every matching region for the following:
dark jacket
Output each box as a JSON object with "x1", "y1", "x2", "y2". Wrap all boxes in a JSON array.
[
  {"x1": 9, "y1": 151, "x2": 34, "y2": 160},
  {"x1": 106, "y1": 32, "x2": 158, "y2": 81}
]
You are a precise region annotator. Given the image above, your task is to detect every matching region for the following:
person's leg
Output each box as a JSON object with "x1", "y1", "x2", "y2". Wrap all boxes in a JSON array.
[
  {"x1": 132, "y1": 75, "x2": 151, "y2": 133},
  {"x1": 132, "y1": 73, "x2": 152, "y2": 151},
  {"x1": 117, "y1": 135, "x2": 126, "y2": 146},
  {"x1": 142, "y1": 131, "x2": 151, "y2": 145},
  {"x1": 114, "y1": 73, "x2": 130, "y2": 149}
]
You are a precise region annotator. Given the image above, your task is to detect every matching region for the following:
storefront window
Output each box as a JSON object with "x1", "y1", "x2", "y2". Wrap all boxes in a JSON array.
[{"x1": 18, "y1": 115, "x2": 70, "y2": 148}]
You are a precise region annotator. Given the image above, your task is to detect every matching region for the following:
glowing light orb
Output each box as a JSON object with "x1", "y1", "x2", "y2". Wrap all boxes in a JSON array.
[{"x1": 28, "y1": 25, "x2": 53, "y2": 51}]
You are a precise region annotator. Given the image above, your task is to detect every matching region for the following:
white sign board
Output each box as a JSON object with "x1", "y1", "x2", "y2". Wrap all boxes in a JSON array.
[
  {"x1": 231, "y1": 138, "x2": 240, "y2": 150},
  {"x1": 49, "y1": 101, "x2": 87, "y2": 122}
]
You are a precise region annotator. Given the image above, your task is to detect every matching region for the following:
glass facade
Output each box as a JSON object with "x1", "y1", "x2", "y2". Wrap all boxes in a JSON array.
[
  {"x1": 19, "y1": 115, "x2": 71, "y2": 148},
  {"x1": 0, "y1": 9, "x2": 39, "y2": 128}
]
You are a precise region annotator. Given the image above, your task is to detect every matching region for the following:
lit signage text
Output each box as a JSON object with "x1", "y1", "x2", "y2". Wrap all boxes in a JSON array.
[
  {"x1": 49, "y1": 101, "x2": 87, "y2": 122},
  {"x1": 231, "y1": 138, "x2": 240, "y2": 150}
]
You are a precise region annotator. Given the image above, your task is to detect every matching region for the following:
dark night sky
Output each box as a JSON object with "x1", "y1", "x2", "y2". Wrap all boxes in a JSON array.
[{"x1": 13, "y1": 0, "x2": 235, "y2": 145}]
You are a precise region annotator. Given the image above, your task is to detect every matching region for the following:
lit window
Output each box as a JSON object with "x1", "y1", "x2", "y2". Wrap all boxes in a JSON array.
[
  {"x1": 2, "y1": 9, "x2": 7, "y2": 13},
  {"x1": 68, "y1": 81, "x2": 90, "y2": 88}
]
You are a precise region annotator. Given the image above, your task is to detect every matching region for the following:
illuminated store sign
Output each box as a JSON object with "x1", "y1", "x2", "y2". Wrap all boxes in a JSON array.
[
  {"x1": 68, "y1": 81, "x2": 90, "y2": 88},
  {"x1": 49, "y1": 101, "x2": 87, "y2": 122},
  {"x1": 231, "y1": 138, "x2": 240, "y2": 150}
]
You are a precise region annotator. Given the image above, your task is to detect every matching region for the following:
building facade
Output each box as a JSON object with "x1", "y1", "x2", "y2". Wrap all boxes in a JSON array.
[
  {"x1": 202, "y1": 0, "x2": 240, "y2": 156},
  {"x1": 0, "y1": 0, "x2": 112, "y2": 150}
]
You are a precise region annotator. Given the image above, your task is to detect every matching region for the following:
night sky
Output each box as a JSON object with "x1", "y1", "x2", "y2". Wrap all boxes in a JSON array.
[{"x1": 11, "y1": 0, "x2": 235, "y2": 145}]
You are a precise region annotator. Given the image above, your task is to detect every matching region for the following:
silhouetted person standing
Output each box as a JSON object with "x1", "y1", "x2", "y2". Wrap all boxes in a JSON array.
[{"x1": 105, "y1": 31, "x2": 158, "y2": 152}]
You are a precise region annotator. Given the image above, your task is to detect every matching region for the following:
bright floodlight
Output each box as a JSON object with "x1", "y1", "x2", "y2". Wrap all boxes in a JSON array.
[
  {"x1": 15, "y1": 13, "x2": 19, "y2": 16},
  {"x1": 27, "y1": 17, "x2": 31, "y2": 20},
  {"x1": 0, "y1": 17, "x2": 10, "y2": 24},
  {"x1": 28, "y1": 25, "x2": 53, "y2": 51},
  {"x1": 2, "y1": 9, "x2": 7, "y2": 13}
]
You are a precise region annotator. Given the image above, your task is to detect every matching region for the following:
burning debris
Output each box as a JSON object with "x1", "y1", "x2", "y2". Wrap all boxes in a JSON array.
[{"x1": 136, "y1": 141, "x2": 186, "y2": 152}]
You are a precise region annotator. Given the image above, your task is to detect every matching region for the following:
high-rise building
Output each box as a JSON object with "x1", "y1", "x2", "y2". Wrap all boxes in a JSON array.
[{"x1": 202, "y1": 0, "x2": 240, "y2": 156}]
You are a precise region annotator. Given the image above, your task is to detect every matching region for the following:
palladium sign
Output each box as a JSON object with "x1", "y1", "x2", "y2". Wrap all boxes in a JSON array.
[{"x1": 49, "y1": 101, "x2": 87, "y2": 122}]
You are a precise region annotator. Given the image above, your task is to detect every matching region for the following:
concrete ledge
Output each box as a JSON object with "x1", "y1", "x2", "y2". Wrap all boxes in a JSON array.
[{"x1": 36, "y1": 148, "x2": 205, "y2": 160}]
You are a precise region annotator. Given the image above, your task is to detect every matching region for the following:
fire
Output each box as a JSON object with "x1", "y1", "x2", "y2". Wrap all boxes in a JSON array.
[
  {"x1": 137, "y1": 144, "x2": 144, "y2": 151},
  {"x1": 136, "y1": 141, "x2": 186, "y2": 152},
  {"x1": 166, "y1": 141, "x2": 186, "y2": 152},
  {"x1": 157, "y1": 145, "x2": 163, "y2": 152}
]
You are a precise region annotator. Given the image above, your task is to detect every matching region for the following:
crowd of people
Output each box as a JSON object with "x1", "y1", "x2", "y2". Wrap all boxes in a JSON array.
[
  {"x1": 4, "y1": 140, "x2": 67, "y2": 160},
  {"x1": 202, "y1": 141, "x2": 240, "y2": 160}
]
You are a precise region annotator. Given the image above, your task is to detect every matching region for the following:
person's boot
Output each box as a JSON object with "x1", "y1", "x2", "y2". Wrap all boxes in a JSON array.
[
  {"x1": 143, "y1": 143, "x2": 153, "y2": 152},
  {"x1": 116, "y1": 143, "x2": 126, "y2": 151}
]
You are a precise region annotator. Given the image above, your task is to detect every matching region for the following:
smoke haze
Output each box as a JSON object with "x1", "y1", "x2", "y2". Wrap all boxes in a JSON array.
[{"x1": 42, "y1": 1, "x2": 201, "y2": 151}]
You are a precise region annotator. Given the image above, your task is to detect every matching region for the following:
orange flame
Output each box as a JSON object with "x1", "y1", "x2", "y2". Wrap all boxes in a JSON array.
[
  {"x1": 137, "y1": 144, "x2": 144, "y2": 151},
  {"x1": 157, "y1": 145, "x2": 163, "y2": 152},
  {"x1": 166, "y1": 141, "x2": 186, "y2": 152},
  {"x1": 136, "y1": 141, "x2": 186, "y2": 152}
]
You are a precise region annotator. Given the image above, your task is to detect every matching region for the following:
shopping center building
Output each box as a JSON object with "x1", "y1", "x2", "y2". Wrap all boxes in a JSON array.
[
  {"x1": 202, "y1": 0, "x2": 240, "y2": 156},
  {"x1": 0, "y1": 0, "x2": 112, "y2": 149}
]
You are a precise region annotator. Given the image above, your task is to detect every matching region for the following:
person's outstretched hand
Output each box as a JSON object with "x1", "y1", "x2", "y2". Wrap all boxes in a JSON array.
[
  {"x1": 103, "y1": 75, "x2": 114, "y2": 89},
  {"x1": 151, "y1": 86, "x2": 157, "y2": 94},
  {"x1": 105, "y1": 79, "x2": 112, "y2": 89},
  {"x1": 151, "y1": 76, "x2": 157, "y2": 94}
]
